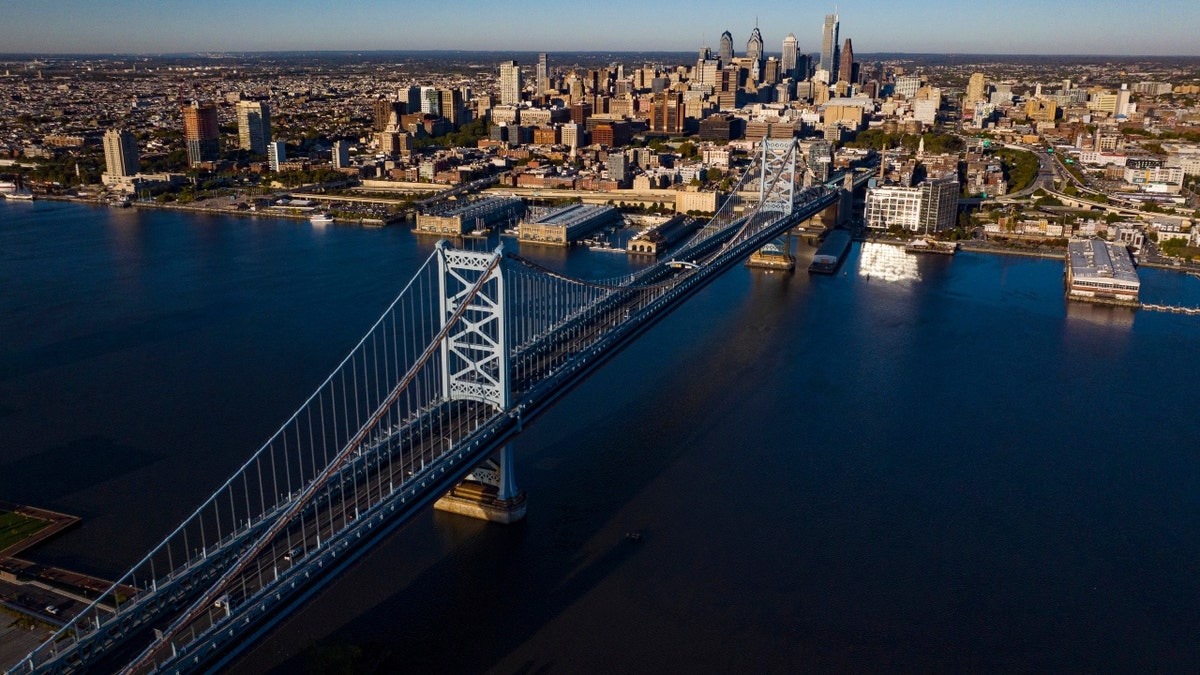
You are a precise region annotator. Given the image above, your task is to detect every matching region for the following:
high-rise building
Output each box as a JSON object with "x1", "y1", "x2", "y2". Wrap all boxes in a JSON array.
[
  {"x1": 965, "y1": 73, "x2": 988, "y2": 104},
  {"x1": 820, "y1": 12, "x2": 840, "y2": 82},
  {"x1": 838, "y1": 38, "x2": 855, "y2": 84},
  {"x1": 182, "y1": 101, "x2": 219, "y2": 166},
  {"x1": 694, "y1": 56, "x2": 719, "y2": 91},
  {"x1": 782, "y1": 33, "x2": 799, "y2": 80},
  {"x1": 499, "y1": 60, "x2": 522, "y2": 106},
  {"x1": 650, "y1": 92, "x2": 685, "y2": 134},
  {"x1": 865, "y1": 176, "x2": 959, "y2": 233},
  {"x1": 439, "y1": 88, "x2": 464, "y2": 127},
  {"x1": 796, "y1": 54, "x2": 812, "y2": 82},
  {"x1": 403, "y1": 87, "x2": 422, "y2": 115},
  {"x1": 763, "y1": 58, "x2": 781, "y2": 86},
  {"x1": 607, "y1": 153, "x2": 628, "y2": 183},
  {"x1": 103, "y1": 128, "x2": 139, "y2": 178},
  {"x1": 373, "y1": 98, "x2": 405, "y2": 131},
  {"x1": 919, "y1": 176, "x2": 959, "y2": 233},
  {"x1": 895, "y1": 75, "x2": 922, "y2": 98},
  {"x1": 746, "y1": 25, "x2": 764, "y2": 68},
  {"x1": 332, "y1": 140, "x2": 350, "y2": 170},
  {"x1": 267, "y1": 141, "x2": 285, "y2": 172},
  {"x1": 420, "y1": 86, "x2": 440, "y2": 116},
  {"x1": 537, "y1": 53, "x2": 549, "y2": 94},
  {"x1": 235, "y1": 100, "x2": 270, "y2": 155},
  {"x1": 718, "y1": 31, "x2": 734, "y2": 66}
]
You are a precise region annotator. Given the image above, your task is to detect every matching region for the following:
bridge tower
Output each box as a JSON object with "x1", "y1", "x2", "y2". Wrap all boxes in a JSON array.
[
  {"x1": 746, "y1": 138, "x2": 798, "y2": 270},
  {"x1": 432, "y1": 241, "x2": 527, "y2": 523}
]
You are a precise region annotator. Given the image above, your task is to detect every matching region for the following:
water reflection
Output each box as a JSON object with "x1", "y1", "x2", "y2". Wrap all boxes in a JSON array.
[
  {"x1": 1064, "y1": 300, "x2": 1136, "y2": 328},
  {"x1": 857, "y1": 242, "x2": 920, "y2": 283}
]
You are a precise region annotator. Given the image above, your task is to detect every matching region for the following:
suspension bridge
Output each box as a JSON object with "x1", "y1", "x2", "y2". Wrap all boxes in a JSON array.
[{"x1": 10, "y1": 139, "x2": 856, "y2": 675}]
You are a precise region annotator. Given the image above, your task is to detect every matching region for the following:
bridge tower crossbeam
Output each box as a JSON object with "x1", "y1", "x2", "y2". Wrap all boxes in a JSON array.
[{"x1": 433, "y1": 241, "x2": 525, "y2": 523}]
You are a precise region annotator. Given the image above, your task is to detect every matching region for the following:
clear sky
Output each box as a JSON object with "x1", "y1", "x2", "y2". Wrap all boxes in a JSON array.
[{"x1": 1, "y1": 0, "x2": 1197, "y2": 56}]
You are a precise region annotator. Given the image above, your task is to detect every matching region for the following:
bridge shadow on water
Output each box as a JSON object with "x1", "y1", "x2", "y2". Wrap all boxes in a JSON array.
[{"x1": 228, "y1": 268, "x2": 810, "y2": 675}]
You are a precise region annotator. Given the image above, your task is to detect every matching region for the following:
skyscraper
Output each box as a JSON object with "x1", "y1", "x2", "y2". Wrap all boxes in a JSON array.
[
  {"x1": 181, "y1": 101, "x2": 219, "y2": 166},
  {"x1": 820, "y1": 12, "x2": 840, "y2": 82},
  {"x1": 420, "y1": 86, "x2": 440, "y2": 115},
  {"x1": 267, "y1": 141, "x2": 285, "y2": 172},
  {"x1": 403, "y1": 86, "x2": 422, "y2": 114},
  {"x1": 838, "y1": 38, "x2": 855, "y2": 85},
  {"x1": 782, "y1": 33, "x2": 798, "y2": 80},
  {"x1": 537, "y1": 53, "x2": 549, "y2": 95},
  {"x1": 439, "y1": 88, "x2": 464, "y2": 127},
  {"x1": 235, "y1": 100, "x2": 270, "y2": 155},
  {"x1": 695, "y1": 55, "x2": 719, "y2": 91},
  {"x1": 332, "y1": 140, "x2": 349, "y2": 170},
  {"x1": 746, "y1": 25, "x2": 764, "y2": 65},
  {"x1": 102, "y1": 128, "x2": 139, "y2": 178},
  {"x1": 718, "y1": 31, "x2": 734, "y2": 66},
  {"x1": 965, "y1": 73, "x2": 988, "y2": 104},
  {"x1": 499, "y1": 60, "x2": 522, "y2": 106},
  {"x1": 373, "y1": 98, "x2": 404, "y2": 131}
]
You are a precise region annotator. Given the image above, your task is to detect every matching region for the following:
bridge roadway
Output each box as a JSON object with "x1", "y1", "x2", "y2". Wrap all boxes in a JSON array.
[{"x1": 19, "y1": 186, "x2": 839, "y2": 675}]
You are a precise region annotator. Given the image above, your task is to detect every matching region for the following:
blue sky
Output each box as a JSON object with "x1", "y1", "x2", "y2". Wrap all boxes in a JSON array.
[{"x1": 0, "y1": 0, "x2": 1197, "y2": 55}]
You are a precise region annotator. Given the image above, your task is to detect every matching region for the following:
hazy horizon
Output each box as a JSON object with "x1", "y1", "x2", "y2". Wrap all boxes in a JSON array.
[{"x1": 1, "y1": 0, "x2": 1198, "y2": 57}]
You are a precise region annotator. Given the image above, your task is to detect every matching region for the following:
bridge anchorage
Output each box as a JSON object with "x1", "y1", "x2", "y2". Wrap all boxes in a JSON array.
[{"x1": 11, "y1": 137, "x2": 845, "y2": 675}]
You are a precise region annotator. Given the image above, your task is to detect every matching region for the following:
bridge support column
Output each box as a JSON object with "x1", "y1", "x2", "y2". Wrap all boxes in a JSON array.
[
  {"x1": 435, "y1": 443, "x2": 527, "y2": 524},
  {"x1": 745, "y1": 232, "x2": 795, "y2": 270},
  {"x1": 747, "y1": 138, "x2": 797, "y2": 271}
]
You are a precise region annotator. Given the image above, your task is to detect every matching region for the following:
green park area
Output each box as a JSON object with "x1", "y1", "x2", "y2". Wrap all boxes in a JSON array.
[{"x1": 0, "y1": 510, "x2": 49, "y2": 553}]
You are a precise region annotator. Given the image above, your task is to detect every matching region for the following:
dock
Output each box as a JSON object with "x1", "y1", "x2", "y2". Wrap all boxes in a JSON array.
[
  {"x1": 0, "y1": 502, "x2": 135, "y2": 673},
  {"x1": 1064, "y1": 239, "x2": 1140, "y2": 306},
  {"x1": 905, "y1": 238, "x2": 957, "y2": 255}
]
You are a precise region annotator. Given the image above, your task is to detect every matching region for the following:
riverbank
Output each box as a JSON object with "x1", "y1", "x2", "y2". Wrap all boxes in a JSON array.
[{"x1": 36, "y1": 194, "x2": 397, "y2": 227}]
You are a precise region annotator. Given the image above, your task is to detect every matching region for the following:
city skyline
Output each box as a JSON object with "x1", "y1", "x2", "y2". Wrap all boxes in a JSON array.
[{"x1": 1, "y1": 0, "x2": 1199, "y2": 56}]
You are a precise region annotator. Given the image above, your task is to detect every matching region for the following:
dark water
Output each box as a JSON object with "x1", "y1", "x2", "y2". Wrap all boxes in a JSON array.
[{"x1": 2, "y1": 200, "x2": 1199, "y2": 673}]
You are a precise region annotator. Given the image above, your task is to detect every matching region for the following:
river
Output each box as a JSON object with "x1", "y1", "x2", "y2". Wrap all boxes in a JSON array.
[{"x1": 2, "y1": 199, "x2": 1199, "y2": 673}]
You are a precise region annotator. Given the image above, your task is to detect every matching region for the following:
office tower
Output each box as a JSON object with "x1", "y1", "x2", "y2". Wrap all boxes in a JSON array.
[
  {"x1": 782, "y1": 33, "x2": 798, "y2": 80},
  {"x1": 838, "y1": 38, "x2": 855, "y2": 84},
  {"x1": 650, "y1": 92, "x2": 684, "y2": 134},
  {"x1": 420, "y1": 86, "x2": 440, "y2": 115},
  {"x1": 332, "y1": 140, "x2": 350, "y2": 170},
  {"x1": 182, "y1": 101, "x2": 219, "y2": 166},
  {"x1": 820, "y1": 12, "x2": 840, "y2": 82},
  {"x1": 537, "y1": 53, "x2": 549, "y2": 94},
  {"x1": 103, "y1": 128, "x2": 139, "y2": 177},
  {"x1": 373, "y1": 98, "x2": 405, "y2": 131},
  {"x1": 439, "y1": 88, "x2": 464, "y2": 127},
  {"x1": 695, "y1": 55, "x2": 719, "y2": 90},
  {"x1": 499, "y1": 60, "x2": 521, "y2": 106},
  {"x1": 796, "y1": 54, "x2": 812, "y2": 81},
  {"x1": 746, "y1": 25, "x2": 764, "y2": 65},
  {"x1": 235, "y1": 100, "x2": 270, "y2": 155},
  {"x1": 267, "y1": 141, "x2": 285, "y2": 172},
  {"x1": 763, "y1": 58, "x2": 781, "y2": 85},
  {"x1": 965, "y1": 72, "x2": 987, "y2": 104},
  {"x1": 403, "y1": 86, "x2": 422, "y2": 114},
  {"x1": 718, "y1": 31, "x2": 734, "y2": 65}
]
